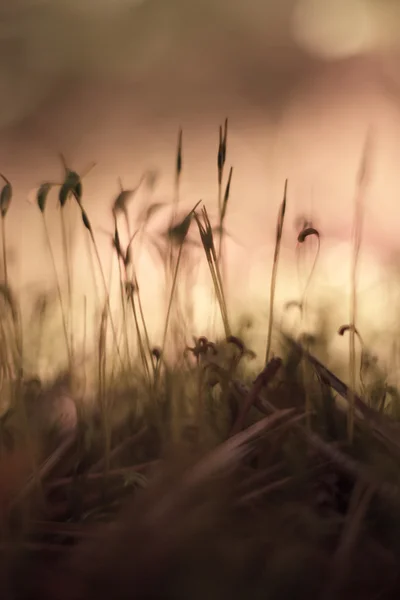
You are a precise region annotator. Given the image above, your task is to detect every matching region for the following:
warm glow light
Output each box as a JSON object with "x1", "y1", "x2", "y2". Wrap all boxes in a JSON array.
[
  {"x1": 3, "y1": 3, "x2": 400, "y2": 386},
  {"x1": 11, "y1": 68, "x2": 400, "y2": 386},
  {"x1": 291, "y1": 0, "x2": 377, "y2": 59}
]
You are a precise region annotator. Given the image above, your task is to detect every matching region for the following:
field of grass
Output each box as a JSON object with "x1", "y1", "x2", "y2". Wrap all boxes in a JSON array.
[{"x1": 0, "y1": 122, "x2": 400, "y2": 599}]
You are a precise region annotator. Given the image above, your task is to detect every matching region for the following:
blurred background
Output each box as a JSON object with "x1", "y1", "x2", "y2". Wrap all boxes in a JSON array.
[{"x1": 1, "y1": 0, "x2": 400, "y2": 374}]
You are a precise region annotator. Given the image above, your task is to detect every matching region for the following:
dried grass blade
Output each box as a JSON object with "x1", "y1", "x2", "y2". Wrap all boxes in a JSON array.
[
  {"x1": 10, "y1": 432, "x2": 77, "y2": 510},
  {"x1": 323, "y1": 480, "x2": 375, "y2": 599},
  {"x1": 185, "y1": 408, "x2": 296, "y2": 488},
  {"x1": 283, "y1": 335, "x2": 400, "y2": 449},
  {"x1": 230, "y1": 357, "x2": 282, "y2": 435}
]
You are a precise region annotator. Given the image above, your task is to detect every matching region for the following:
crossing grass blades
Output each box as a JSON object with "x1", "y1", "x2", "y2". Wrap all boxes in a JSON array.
[{"x1": 0, "y1": 124, "x2": 400, "y2": 600}]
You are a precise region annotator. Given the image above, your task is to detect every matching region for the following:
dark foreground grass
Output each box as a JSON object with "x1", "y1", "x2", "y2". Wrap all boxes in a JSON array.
[{"x1": 0, "y1": 124, "x2": 400, "y2": 599}]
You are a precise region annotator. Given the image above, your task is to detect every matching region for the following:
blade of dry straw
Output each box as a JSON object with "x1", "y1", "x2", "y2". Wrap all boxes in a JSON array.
[
  {"x1": 230, "y1": 357, "x2": 282, "y2": 435},
  {"x1": 348, "y1": 128, "x2": 373, "y2": 442},
  {"x1": 265, "y1": 179, "x2": 287, "y2": 364},
  {"x1": 147, "y1": 408, "x2": 297, "y2": 524},
  {"x1": 184, "y1": 408, "x2": 296, "y2": 488},
  {"x1": 9, "y1": 432, "x2": 77, "y2": 510},
  {"x1": 194, "y1": 205, "x2": 231, "y2": 337},
  {"x1": 323, "y1": 479, "x2": 375, "y2": 600},
  {"x1": 283, "y1": 334, "x2": 400, "y2": 451},
  {"x1": 231, "y1": 370, "x2": 400, "y2": 507}
]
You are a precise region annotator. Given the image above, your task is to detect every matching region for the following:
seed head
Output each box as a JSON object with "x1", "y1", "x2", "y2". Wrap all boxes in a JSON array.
[
  {"x1": 37, "y1": 183, "x2": 52, "y2": 214},
  {"x1": 0, "y1": 174, "x2": 12, "y2": 218},
  {"x1": 176, "y1": 129, "x2": 183, "y2": 179},
  {"x1": 81, "y1": 208, "x2": 92, "y2": 232},
  {"x1": 297, "y1": 227, "x2": 320, "y2": 244}
]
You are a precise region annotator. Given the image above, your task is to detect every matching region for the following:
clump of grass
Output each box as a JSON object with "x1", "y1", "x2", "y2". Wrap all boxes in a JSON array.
[
  {"x1": 0, "y1": 122, "x2": 399, "y2": 600},
  {"x1": 111, "y1": 175, "x2": 156, "y2": 379}
]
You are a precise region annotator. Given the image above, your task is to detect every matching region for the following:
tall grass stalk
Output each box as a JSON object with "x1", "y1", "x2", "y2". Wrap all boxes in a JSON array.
[
  {"x1": 135, "y1": 287, "x2": 154, "y2": 372},
  {"x1": 37, "y1": 183, "x2": 73, "y2": 370},
  {"x1": 113, "y1": 202, "x2": 153, "y2": 376},
  {"x1": 113, "y1": 220, "x2": 131, "y2": 367},
  {"x1": 0, "y1": 286, "x2": 23, "y2": 380},
  {"x1": 81, "y1": 295, "x2": 88, "y2": 395},
  {"x1": 125, "y1": 231, "x2": 154, "y2": 375},
  {"x1": 215, "y1": 166, "x2": 233, "y2": 328},
  {"x1": 216, "y1": 121, "x2": 229, "y2": 269},
  {"x1": 210, "y1": 120, "x2": 229, "y2": 335},
  {"x1": 1, "y1": 217, "x2": 7, "y2": 287},
  {"x1": 173, "y1": 129, "x2": 196, "y2": 340},
  {"x1": 265, "y1": 180, "x2": 288, "y2": 364},
  {"x1": 128, "y1": 289, "x2": 151, "y2": 383},
  {"x1": 296, "y1": 224, "x2": 321, "y2": 430},
  {"x1": 105, "y1": 248, "x2": 123, "y2": 380},
  {"x1": 175, "y1": 129, "x2": 182, "y2": 212},
  {"x1": 98, "y1": 304, "x2": 111, "y2": 476},
  {"x1": 195, "y1": 206, "x2": 231, "y2": 338},
  {"x1": 60, "y1": 208, "x2": 74, "y2": 358},
  {"x1": 0, "y1": 174, "x2": 12, "y2": 287},
  {"x1": 168, "y1": 128, "x2": 183, "y2": 271},
  {"x1": 0, "y1": 175, "x2": 20, "y2": 376},
  {"x1": 84, "y1": 231, "x2": 102, "y2": 315},
  {"x1": 154, "y1": 202, "x2": 201, "y2": 384},
  {"x1": 154, "y1": 243, "x2": 185, "y2": 386},
  {"x1": 217, "y1": 119, "x2": 228, "y2": 232},
  {"x1": 164, "y1": 129, "x2": 184, "y2": 347},
  {"x1": 57, "y1": 156, "x2": 96, "y2": 366},
  {"x1": 348, "y1": 131, "x2": 372, "y2": 442},
  {"x1": 120, "y1": 230, "x2": 153, "y2": 380},
  {"x1": 41, "y1": 214, "x2": 72, "y2": 371},
  {"x1": 80, "y1": 207, "x2": 124, "y2": 369},
  {"x1": 0, "y1": 318, "x2": 13, "y2": 380}
]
